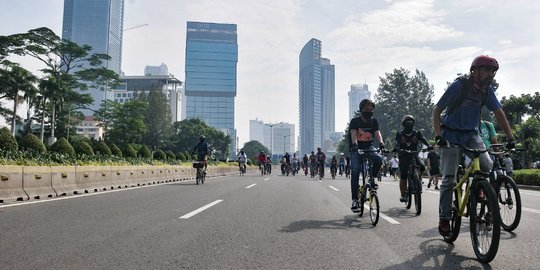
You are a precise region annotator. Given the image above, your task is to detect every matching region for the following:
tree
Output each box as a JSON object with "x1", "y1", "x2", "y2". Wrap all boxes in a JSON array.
[
  {"x1": 105, "y1": 99, "x2": 148, "y2": 145},
  {"x1": 143, "y1": 89, "x2": 172, "y2": 150},
  {"x1": 374, "y1": 68, "x2": 435, "y2": 147},
  {"x1": 500, "y1": 95, "x2": 528, "y2": 127},
  {"x1": 242, "y1": 140, "x2": 269, "y2": 161},
  {"x1": 168, "y1": 118, "x2": 231, "y2": 159},
  {"x1": 0, "y1": 62, "x2": 37, "y2": 136}
]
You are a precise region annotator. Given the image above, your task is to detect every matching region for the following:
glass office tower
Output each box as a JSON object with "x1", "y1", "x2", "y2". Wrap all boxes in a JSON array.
[
  {"x1": 62, "y1": 0, "x2": 124, "y2": 114},
  {"x1": 185, "y1": 22, "x2": 238, "y2": 160},
  {"x1": 298, "y1": 38, "x2": 335, "y2": 155}
]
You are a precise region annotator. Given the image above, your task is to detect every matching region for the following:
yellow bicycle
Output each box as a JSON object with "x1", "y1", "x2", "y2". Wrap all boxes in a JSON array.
[{"x1": 442, "y1": 144, "x2": 502, "y2": 263}]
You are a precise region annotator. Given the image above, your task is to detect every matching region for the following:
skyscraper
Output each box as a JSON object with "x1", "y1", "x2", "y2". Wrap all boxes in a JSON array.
[
  {"x1": 184, "y1": 22, "x2": 238, "y2": 160},
  {"x1": 348, "y1": 84, "x2": 370, "y2": 120},
  {"x1": 298, "y1": 38, "x2": 335, "y2": 155},
  {"x1": 62, "y1": 0, "x2": 125, "y2": 114}
]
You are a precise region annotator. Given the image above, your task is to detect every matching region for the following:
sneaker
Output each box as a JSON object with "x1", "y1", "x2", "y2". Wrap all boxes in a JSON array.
[
  {"x1": 435, "y1": 186, "x2": 439, "y2": 190},
  {"x1": 351, "y1": 200, "x2": 360, "y2": 212},
  {"x1": 438, "y1": 219, "x2": 450, "y2": 236},
  {"x1": 427, "y1": 181, "x2": 431, "y2": 189},
  {"x1": 399, "y1": 196, "x2": 407, "y2": 202}
]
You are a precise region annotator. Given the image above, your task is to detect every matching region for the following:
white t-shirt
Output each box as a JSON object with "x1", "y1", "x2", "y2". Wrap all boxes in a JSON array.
[{"x1": 390, "y1": 158, "x2": 399, "y2": 168}]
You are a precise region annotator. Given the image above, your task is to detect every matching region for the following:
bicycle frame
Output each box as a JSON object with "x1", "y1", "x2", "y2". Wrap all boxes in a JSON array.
[{"x1": 454, "y1": 156, "x2": 481, "y2": 216}]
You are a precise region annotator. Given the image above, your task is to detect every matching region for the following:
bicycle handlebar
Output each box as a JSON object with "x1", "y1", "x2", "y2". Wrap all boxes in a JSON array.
[{"x1": 440, "y1": 143, "x2": 506, "y2": 155}]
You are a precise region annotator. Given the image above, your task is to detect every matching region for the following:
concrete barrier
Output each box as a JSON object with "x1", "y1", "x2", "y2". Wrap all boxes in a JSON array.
[
  {"x1": 95, "y1": 166, "x2": 113, "y2": 191},
  {"x1": 23, "y1": 166, "x2": 56, "y2": 199},
  {"x1": 74, "y1": 166, "x2": 97, "y2": 193},
  {"x1": 0, "y1": 165, "x2": 28, "y2": 202},
  {"x1": 51, "y1": 166, "x2": 77, "y2": 196},
  {"x1": 110, "y1": 166, "x2": 129, "y2": 189}
]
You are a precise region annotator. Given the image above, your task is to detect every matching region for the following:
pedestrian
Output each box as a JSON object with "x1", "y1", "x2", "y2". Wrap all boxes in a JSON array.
[{"x1": 427, "y1": 145, "x2": 440, "y2": 190}]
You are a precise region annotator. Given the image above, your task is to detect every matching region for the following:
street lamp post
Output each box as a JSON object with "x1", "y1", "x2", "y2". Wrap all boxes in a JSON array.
[{"x1": 283, "y1": 133, "x2": 294, "y2": 154}]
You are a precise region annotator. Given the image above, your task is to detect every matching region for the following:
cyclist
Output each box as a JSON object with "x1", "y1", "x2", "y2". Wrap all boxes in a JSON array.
[
  {"x1": 193, "y1": 135, "x2": 209, "y2": 172},
  {"x1": 266, "y1": 155, "x2": 273, "y2": 174},
  {"x1": 433, "y1": 55, "x2": 516, "y2": 236},
  {"x1": 257, "y1": 151, "x2": 267, "y2": 173},
  {"x1": 338, "y1": 153, "x2": 346, "y2": 176},
  {"x1": 237, "y1": 150, "x2": 247, "y2": 173},
  {"x1": 427, "y1": 145, "x2": 440, "y2": 190},
  {"x1": 349, "y1": 99, "x2": 385, "y2": 212},
  {"x1": 330, "y1": 155, "x2": 338, "y2": 177},
  {"x1": 389, "y1": 155, "x2": 399, "y2": 180},
  {"x1": 392, "y1": 115, "x2": 431, "y2": 202},
  {"x1": 316, "y1": 147, "x2": 326, "y2": 178},
  {"x1": 302, "y1": 154, "x2": 309, "y2": 174},
  {"x1": 309, "y1": 151, "x2": 317, "y2": 176},
  {"x1": 345, "y1": 154, "x2": 351, "y2": 177},
  {"x1": 291, "y1": 153, "x2": 299, "y2": 174}
]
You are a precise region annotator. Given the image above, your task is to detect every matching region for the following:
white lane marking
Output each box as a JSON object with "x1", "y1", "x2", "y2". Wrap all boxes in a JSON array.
[
  {"x1": 363, "y1": 205, "x2": 401, "y2": 224},
  {"x1": 328, "y1": 186, "x2": 340, "y2": 191},
  {"x1": 520, "y1": 191, "x2": 540, "y2": 197},
  {"x1": 318, "y1": 180, "x2": 323, "y2": 182},
  {"x1": 179, "y1": 200, "x2": 223, "y2": 219},
  {"x1": 245, "y1": 184, "x2": 257, "y2": 189},
  {"x1": 264, "y1": 178, "x2": 270, "y2": 181},
  {"x1": 523, "y1": 207, "x2": 540, "y2": 214}
]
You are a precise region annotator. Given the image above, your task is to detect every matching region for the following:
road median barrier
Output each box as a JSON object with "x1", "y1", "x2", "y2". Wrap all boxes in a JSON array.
[
  {"x1": 23, "y1": 166, "x2": 56, "y2": 199},
  {"x1": 0, "y1": 165, "x2": 28, "y2": 202},
  {"x1": 51, "y1": 166, "x2": 77, "y2": 196}
]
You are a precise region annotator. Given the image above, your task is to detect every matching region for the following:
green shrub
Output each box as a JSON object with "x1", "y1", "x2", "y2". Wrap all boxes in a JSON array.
[
  {"x1": 176, "y1": 152, "x2": 186, "y2": 161},
  {"x1": 138, "y1": 145, "x2": 151, "y2": 158},
  {"x1": 109, "y1": 143, "x2": 123, "y2": 157},
  {"x1": 154, "y1": 149, "x2": 166, "y2": 160},
  {"x1": 123, "y1": 144, "x2": 137, "y2": 158},
  {"x1": 514, "y1": 169, "x2": 540, "y2": 186},
  {"x1": 19, "y1": 133, "x2": 46, "y2": 153},
  {"x1": 49, "y1": 137, "x2": 75, "y2": 156},
  {"x1": 0, "y1": 127, "x2": 18, "y2": 152},
  {"x1": 75, "y1": 141, "x2": 94, "y2": 156},
  {"x1": 94, "y1": 141, "x2": 112, "y2": 156},
  {"x1": 165, "y1": 150, "x2": 175, "y2": 160}
]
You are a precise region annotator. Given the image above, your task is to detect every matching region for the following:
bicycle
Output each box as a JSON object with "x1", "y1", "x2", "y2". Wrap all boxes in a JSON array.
[
  {"x1": 192, "y1": 161, "x2": 206, "y2": 185},
  {"x1": 345, "y1": 164, "x2": 350, "y2": 179},
  {"x1": 264, "y1": 161, "x2": 272, "y2": 175},
  {"x1": 396, "y1": 148, "x2": 429, "y2": 215},
  {"x1": 318, "y1": 161, "x2": 325, "y2": 180},
  {"x1": 491, "y1": 146, "x2": 522, "y2": 232},
  {"x1": 356, "y1": 148, "x2": 384, "y2": 226},
  {"x1": 239, "y1": 162, "x2": 246, "y2": 176},
  {"x1": 442, "y1": 144, "x2": 501, "y2": 263},
  {"x1": 330, "y1": 164, "x2": 337, "y2": 179}
]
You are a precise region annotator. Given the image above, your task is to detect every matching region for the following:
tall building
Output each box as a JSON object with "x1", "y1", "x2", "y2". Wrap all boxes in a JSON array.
[
  {"x1": 249, "y1": 120, "x2": 295, "y2": 159},
  {"x1": 298, "y1": 38, "x2": 335, "y2": 155},
  {"x1": 62, "y1": 0, "x2": 125, "y2": 115},
  {"x1": 348, "y1": 84, "x2": 370, "y2": 120},
  {"x1": 184, "y1": 21, "x2": 238, "y2": 160}
]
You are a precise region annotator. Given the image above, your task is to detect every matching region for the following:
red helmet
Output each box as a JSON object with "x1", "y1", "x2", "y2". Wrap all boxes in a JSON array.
[{"x1": 470, "y1": 55, "x2": 499, "y2": 71}]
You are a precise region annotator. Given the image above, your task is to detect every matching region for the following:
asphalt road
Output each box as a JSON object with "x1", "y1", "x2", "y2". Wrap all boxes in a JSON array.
[{"x1": 1, "y1": 170, "x2": 539, "y2": 269}]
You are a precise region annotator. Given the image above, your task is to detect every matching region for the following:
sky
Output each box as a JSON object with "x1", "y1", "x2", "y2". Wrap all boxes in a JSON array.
[{"x1": 1, "y1": 0, "x2": 539, "y2": 149}]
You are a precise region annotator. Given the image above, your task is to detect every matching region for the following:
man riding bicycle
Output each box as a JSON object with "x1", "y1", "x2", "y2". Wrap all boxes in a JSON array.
[
  {"x1": 291, "y1": 153, "x2": 299, "y2": 174},
  {"x1": 193, "y1": 135, "x2": 209, "y2": 172},
  {"x1": 302, "y1": 154, "x2": 309, "y2": 174},
  {"x1": 238, "y1": 150, "x2": 247, "y2": 173},
  {"x1": 257, "y1": 152, "x2": 267, "y2": 173},
  {"x1": 316, "y1": 147, "x2": 326, "y2": 178},
  {"x1": 392, "y1": 115, "x2": 431, "y2": 202},
  {"x1": 433, "y1": 55, "x2": 515, "y2": 236},
  {"x1": 338, "y1": 153, "x2": 346, "y2": 176},
  {"x1": 349, "y1": 99, "x2": 385, "y2": 212}
]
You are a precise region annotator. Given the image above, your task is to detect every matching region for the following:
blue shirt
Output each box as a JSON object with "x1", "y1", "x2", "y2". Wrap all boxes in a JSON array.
[{"x1": 436, "y1": 79, "x2": 501, "y2": 145}]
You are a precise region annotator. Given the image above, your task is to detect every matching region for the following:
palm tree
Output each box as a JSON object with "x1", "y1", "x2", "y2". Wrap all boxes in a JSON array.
[{"x1": 0, "y1": 62, "x2": 37, "y2": 136}]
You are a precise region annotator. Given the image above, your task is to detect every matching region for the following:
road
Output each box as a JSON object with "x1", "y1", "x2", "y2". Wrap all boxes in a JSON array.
[{"x1": 1, "y1": 171, "x2": 539, "y2": 269}]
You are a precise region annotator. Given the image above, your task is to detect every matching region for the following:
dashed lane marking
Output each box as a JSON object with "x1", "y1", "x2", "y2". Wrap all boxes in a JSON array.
[
  {"x1": 179, "y1": 200, "x2": 223, "y2": 219},
  {"x1": 328, "y1": 186, "x2": 340, "y2": 191},
  {"x1": 245, "y1": 184, "x2": 257, "y2": 189}
]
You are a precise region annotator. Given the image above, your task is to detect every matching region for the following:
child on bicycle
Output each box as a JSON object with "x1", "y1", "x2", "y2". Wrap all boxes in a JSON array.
[
  {"x1": 392, "y1": 115, "x2": 431, "y2": 202},
  {"x1": 349, "y1": 99, "x2": 385, "y2": 213},
  {"x1": 433, "y1": 55, "x2": 515, "y2": 236}
]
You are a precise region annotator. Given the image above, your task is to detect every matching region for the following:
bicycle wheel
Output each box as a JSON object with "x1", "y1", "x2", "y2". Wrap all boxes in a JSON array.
[
  {"x1": 201, "y1": 170, "x2": 205, "y2": 184},
  {"x1": 406, "y1": 176, "x2": 412, "y2": 209},
  {"x1": 443, "y1": 189, "x2": 462, "y2": 243},
  {"x1": 369, "y1": 191, "x2": 380, "y2": 226},
  {"x1": 196, "y1": 169, "x2": 200, "y2": 185},
  {"x1": 470, "y1": 180, "x2": 500, "y2": 263},
  {"x1": 495, "y1": 175, "x2": 521, "y2": 232},
  {"x1": 414, "y1": 171, "x2": 422, "y2": 215}
]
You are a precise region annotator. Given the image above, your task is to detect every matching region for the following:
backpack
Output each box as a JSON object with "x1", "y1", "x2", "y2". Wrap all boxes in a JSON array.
[{"x1": 445, "y1": 75, "x2": 489, "y2": 115}]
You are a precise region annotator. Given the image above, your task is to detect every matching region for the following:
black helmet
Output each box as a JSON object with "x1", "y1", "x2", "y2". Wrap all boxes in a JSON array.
[
  {"x1": 401, "y1": 115, "x2": 415, "y2": 125},
  {"x1": 359, "y1": 99, "x2": 375, "y2": 110},
  {"x1": 199, "y1": 135, "x2": 205, "y2": 142}
]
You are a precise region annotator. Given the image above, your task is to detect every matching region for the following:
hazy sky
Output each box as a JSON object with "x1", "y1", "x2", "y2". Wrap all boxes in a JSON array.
[{"x1": 1, "y1": 0, "x2": 539, "y2": 149}]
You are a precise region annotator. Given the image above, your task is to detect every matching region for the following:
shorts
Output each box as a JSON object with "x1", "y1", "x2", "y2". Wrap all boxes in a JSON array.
[{"x1": 429, "y1": 167, "x2": 440, "y2": 176}]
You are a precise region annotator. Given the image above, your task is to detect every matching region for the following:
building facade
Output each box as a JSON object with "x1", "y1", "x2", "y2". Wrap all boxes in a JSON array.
[
  {"x1": 76, "y1": 116, "x2": 104, "y2": 140},
  {"x1": 62, "y1": 0, "x2": 125, "y2": 115},
  {"x1": 144, "y1": 63, "x2": 169, "y2": 76},
  {"x1": 184, "y1": 21, "x2": 238, "y2": 160},
  {"x1": 298, "y1": 38, "x2": 335, "y2": 155},
  {"x1": 249, "y1": 120, "x2": 295, "y2": 160},
  {"x1": 112, "y1": 74, "x2": 183, "y2": 122},
  {"x1": 348, "y1": 84, "x2": 370, "y2": 120}
]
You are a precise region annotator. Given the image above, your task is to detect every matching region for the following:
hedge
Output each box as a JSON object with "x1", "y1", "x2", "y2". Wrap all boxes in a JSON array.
[
  {"x1": 165, "y1": 150, "x2": 175, "y2": 160},
  {"x1": 109, "y1": 143, "x2": 123, "y2": 157},
  {"x1": 0, "y1": 127, "x2": 18, "y2": 152},
  {"x1": 123, "y1": 144, "x2": 137, "y2": 158},
  {"x1": 94, "y1": 141, "x2": 112, "y2": 156},
  {"x1": 138, "y1": 145, "x2": 151, "y2": 158},
  {"x1": 76, "y1": 141, "x2": 95, "y2": 156},
  {"x1": 153, "y1": 149, "x2": 166, "y2": 160},
  {"x1": 513, "y1": 169, "x2": 540, "y2": 186}
]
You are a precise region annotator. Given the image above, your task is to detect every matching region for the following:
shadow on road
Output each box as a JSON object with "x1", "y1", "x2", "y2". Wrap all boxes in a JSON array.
[
  {"x1": 381, "y1": 238, "x2": 494, "y2": 270},
  {"x1": 384, "y1": 207, "x2": 422, "y2": 219},
  {"x1": 279, "y1": 215, "x2": 377, "y2": 232}
]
